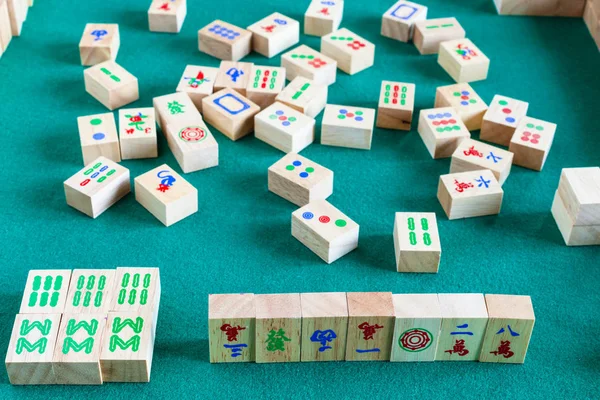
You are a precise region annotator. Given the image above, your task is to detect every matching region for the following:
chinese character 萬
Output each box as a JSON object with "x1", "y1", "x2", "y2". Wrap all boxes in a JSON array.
[
  {"x1": 220, "y1": 323, "x2": 246, "y2": 342},
  {"x1": 490, "y1": 340, "x2": 514, "y2": 358},
  {"x1": 358, "y1": 322, "x2": 383, "y2": 340}
]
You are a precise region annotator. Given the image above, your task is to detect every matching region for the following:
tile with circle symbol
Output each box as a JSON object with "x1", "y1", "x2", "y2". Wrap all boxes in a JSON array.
[
  {"x1": 208, "y1": 24, "x2": 241, "y2": 40},
  {"x1": 301, "y1": 211, "x2": 348, "y2": 227},
  {"x1": 286, "y1": 160, "x2": 315, "y2": 179},
  {"x1": 426, "y1": 111, "x2": 463, "y2": 133},
  {"x1": 453, "y1": 90, "x2": 478, "y2": 107},
  {"x1": 269, "y1": 110, "x2": 298, "y2": 127},
  {"x1": 512, "y1": 117, "x2": 556, "y2": 150},
  {"x1": 337, "y1": 108, "x2": 365, "y2": 122},
  {"x1": 486, "y1": 95, "x2": 529, "y2": 127}
]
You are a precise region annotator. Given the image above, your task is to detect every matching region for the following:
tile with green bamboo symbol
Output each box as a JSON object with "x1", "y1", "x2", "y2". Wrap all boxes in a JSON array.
[
  {"x1": 110, "y1": 267, "x2": 161, "y2": 315},
  {"x1": 64, "y1": 269, "x2": 116, "y2": 314},
  {"x1": 19, "y1": 270, "x2": 72, "y2": 314}
]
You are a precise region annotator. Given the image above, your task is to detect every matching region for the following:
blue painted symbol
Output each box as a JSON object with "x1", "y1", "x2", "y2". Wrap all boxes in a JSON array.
[
  {"x1": 91, "y1": 29, "x2": 108, "y2": 41},
  {"x1": 157, "y1": 170, "x2": 176, "y2": 187},
  {"x1": 340, "y1": 109, "x2": 348, "y2": 114},
  {"x1": 274, "y1": 19, "x2": 287, "y2": 25},
  {"x1": 99, "y1": 165, "x2": 108, "y2": 172},
  {"x1": 461, "y1": 101, "x2": 469, "y2": 106},
  {"x1": 310, "y1": 329, "x2": 337, "y2": 352},
  {"x1": 92, "y1": 133, "x2": 105, "y2": 141},
  {"x1": 356, "y1": 348, "x2": 380, "y2": 353},
  {"x1": 487, "y1": 152, "x2": 502, "y2": 163},
  {"x1": 475, "y1": 175, "x2": 491, "y2": 188},
  {"x1": 505, "y1": 117, "x2": 516, "y2": 123},
  {"x1": 497, "y1": 325, "x2": 520, "y2": 337},
  {"x1": 321, "y1": 1, "x2": 335, "y2": 5},
  {"x1": 292, "y1": 160, "x2": 302, "y2": 167},
  {"x1": 213, "y1": 93, "x2": 250, "y2": 116},
  {"x1": 451, "y1": 324, "x2": 473, "y2": 336},
  {"x1": 208, "y1": 24, "x2": 241, "y2": 40},
  {"x1": 356, "y1": 117, "x2": 363, "y2": 121},
  {"x1": 390, "y1": 4, "x2": 418, "y2": 20},
  {"x1": 427, "y1": 114, "x2": 435, "y2": 119},
  {"x1": 461, "y1": 91, "x2": 470, "y2": 96},
  {"x1": 91, "y1": 172, "x2": 99, "y2": 179},
  {"x1": 224, "y1": 343, "x2": 248, "y2": 357},
  {"x1": 299, "y1": 172, "x2": 309, "y2": 178},
  {"x1": 302, "y1": 212, "x2": 314, "y2": 220},
  {"x1": 226, "y1": 67, "x2": 244, "y2": 83}
]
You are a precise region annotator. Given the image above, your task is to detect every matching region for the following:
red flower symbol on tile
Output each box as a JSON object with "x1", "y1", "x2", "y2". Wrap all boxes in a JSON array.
[
  {"x1": 308, "y1": 58, "x2": 327, "y2": 68},
  {"x1": 347, "y1": 41, "x2": 366, "y2": 50}
]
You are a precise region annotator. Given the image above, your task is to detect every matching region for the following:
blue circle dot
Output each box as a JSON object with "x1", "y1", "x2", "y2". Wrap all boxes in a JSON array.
[
  {"x1": 293, "y1": 160, "x2": 302, "y2": 166},
  {"x1": 461, "y1": 91, "x2": 470, "y2": 95},
  {"x1": 506, "y1": 117, "x2": 516, "y2": 123},
  {"x1": 460, "y1": 101, "x2": 469, "y2": 106},
  {"x1": 227, "y1": 36, "x2": 235, "y2": 39},
  {"x1": 355, "y1": 117, "x2": 364, "y2": 121},
  {"x1": 436, "y1": 113, "x2": 444, "y2": 118},
  {"x1": 339, "y1": 109, "x2": 348, "y2": 114},
  {"x1": 214, "y1": 24, "x2": 220, "y2": 28},
  {"x1": 276, "y1": 110, "x2": 284, "y2": 115},
  {"x1": 427, "y1": 114, "x2": 435, "y2": 119},
  {"x1": 282, "y1": 121, "x2": 291, "y2": 126},
  {"x1": 234, "y1": 32, "x2": 240, "y2": 36},
  {"x1": 299, "y1": 172, "x2": 309, "y2": 178},
  {"x1": 302, "y1": 212, "x2": 314, "y2": 220},
  {"x1": 444, "y1": 112, "x2": 452, "y2": 117},
  {"x1": 93, "y1": 133, "x2": 105, "y2": 140}
]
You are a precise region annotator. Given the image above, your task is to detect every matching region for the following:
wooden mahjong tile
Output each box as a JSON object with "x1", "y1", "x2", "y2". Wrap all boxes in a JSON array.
[
  {"x1": 77, "y1": 112, "x2": 121, "y2": 165},
  {"x1": 198, "y1": 19, "x2": 252, "y2": 61},
  {"x1": 321, "y1": 104, "x2": 376, "y2": 150},
  {"x1": 63, "y1": 269, "x2": 116, "y2": 314},
  {"x1": 214, "y1": 61, "x2": 254, "y2": 96},
  {"x1": 275, "y1": 77, "x2": 328, "y2": 118},
  {"x1": 438, "y1": 38, "x2": 490, "y2": 83},
  {"x1": 381, "y1": 0, "x2": 427, "y2": 42},
  {"x1": 148, "y1": 0, "x2": 187, "y2": 33},
  {"x1": 118, "y1": 108, "x2": 158, "y2": 160},
  {"x1": 175, "y1": 65, "x2": 219, "y2": 111},
  {"x1": 78, "y1": 23, "x2": 119, "y2": 66},
  {"x1": 417, "y1": 107, "x2": 470, "y2": 159},
  {"x1": 254, "y1": 102, "x2": 315, "y2": 153},
  {"x1": 83, "y1": 61, "x2": 139, "y2": 110},
  {"x1": 247, "y1": 12, "x2": 299, "y2": 58},
  {"x1": 202, "y1": 88, "x2": 260, "y2": 141},
  {"x1": 509, "y1": 116, "x2": 556, "y2": 171},
  {"x1": 304, "y1": 0, "x2": 344, "y2": 37},
  {"x1": 413, "y1": 17, "x2": 465, "y2": 55},
  {"x1": 393, "y1": 212, "x2": 441, "y2": 273},
  {"x1": 19, "y1": 270, "x2": 72, "y2": 314},
  {"x1": 245, "y1": 65, "x2": 286, "y2": 109},
  {"x1": 281, "y1": 44, "x2": 337, "y2": 86},
  {"x1": 376, "y1": 81, "x2": 415, "y2": 131},
  {"x1": 434, "y1": 83, "x2": 488, "y2": 131},
  {"x1": 164, "y1": 119, "x2": 219, "y2": 173},
  {"x1": 450, "y1": 138, "x2": 514, "y2": 185},
  {"x1": 480, "y1": 95, "x2": 529, "y2": 146},
  {"x1": 321, "y1": 28, "x2": 375, "y2": 75}
]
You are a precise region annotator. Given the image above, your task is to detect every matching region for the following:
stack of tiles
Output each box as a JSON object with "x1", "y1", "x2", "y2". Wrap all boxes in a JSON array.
[
  {"x1": 551, "y1": 167, "x2": 600, "y2": 246},
  {"x1": 153, "y1": 92, "x2": 218, "y2": 172},
  {"x1": 208, "y1": 292, "x2": 535, "y2": 364},
  {"x1": 5, "y1": 267, "x2": 161, "y2": 385}
]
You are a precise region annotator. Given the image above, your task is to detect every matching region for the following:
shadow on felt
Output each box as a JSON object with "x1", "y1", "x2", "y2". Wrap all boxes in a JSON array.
[{"x1": 353, "y1": 233, "x2": 396, "y2": 272}]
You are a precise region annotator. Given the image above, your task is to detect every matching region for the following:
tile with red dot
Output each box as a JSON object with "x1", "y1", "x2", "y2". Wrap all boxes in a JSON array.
[
  {"x1": 511, "y1": 117, "x2": 556, "y2": 149},
  {"x1": 324, "y1": 28, "x2": 374, "y2": 54},
  {"x1": 488, "y1": 95, "x2": 529, "y2": 127}
]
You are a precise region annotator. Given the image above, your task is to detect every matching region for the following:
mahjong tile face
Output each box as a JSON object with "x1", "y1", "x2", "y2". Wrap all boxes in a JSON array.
[
  {"x1": 78, "y1": 113, "x2": 118, "y2": 149},
  {"x1": 322, "y1": 28, "x2": 375, "y2": 55},
  {"x1": 323, "y1": 104, "x2": 376, "y2": 130},
  {"x1": 441, "y1": 169, "x2": 502, "y2": 199},
  {"x1": 281, "y1": 45, "x2": 336, "y2": 74},
  {"x1": 176, "y1": 65, "x2": 219, "y2": 96},
  {"x1": 511, "y1": 117, "x2": 556, "y2": 151},
  {"x1": 64, "y1": 157, "x2": 129, "y2": 197},
  {"x1": 200, "y1": 20, "x2": 251, "y2": 46},
  {"x1": 247, "y1": 65, "x2": 286, "y2": 94},
  {"x1": 378, "y1": 81, "x2": 415, "y2": 111},
  {"x1": 293, "y1": 200, "x2": 359, "y2": 243},
  {"x1": 486, "y1": 95, "x2": 529, "y2": 127},
  {"x1": 421, "y1": 107, "x2": 470, "y2": 139},
  {"x1": 305, "y1": 0, "x2": 344, "y2": 23},
  {"x1": 269, "y1": 152, "x2": 333, "y2": 192},
  {"x1": 440, "y1": 38, "x2": 489, "y2": 67},
  {"x1": 247, "y1": 12, "x2": 298, "y2": 38},
  {"x1": 118, "y1": 108, "x2": 156, "y2": 137},
  {"x1": 384, "y1": 0, "x2": 427, "y2": 22},
  {"x1": 19, "y1": 270, "x2": 72, "y2": 314}
]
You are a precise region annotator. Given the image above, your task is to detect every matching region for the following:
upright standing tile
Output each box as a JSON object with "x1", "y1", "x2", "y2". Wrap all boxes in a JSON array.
[
  {"x1": 345, "y1": 292, "x2": 394, "y2": 361},
  {"x1": 64, "y1": 157, "x2": 130, "y2": 218},
  {"x1": 480, "y1": 295, "x2": 535, "y2": 364},
  {"x1": 413, "y1": 18, "x2": 465, "y2": 55},
  {"x1": 164, "y1": 119, "x2": 219, "y2": 173},
  {"x1": 437, "y1": 169, "x2": 504, "y2": 220},
  {"x1": 153, "y1": 92, "x2": 202, "y2": 131},
  {"x1": 450, "y1": 138, "x2": 514, "y2": 185},
  {"x1": 0, "y1": 0, "x2": 13, "y2": 57},
  {"x1": 5, "y1": 313, "x2": 61, "y2": 385},
  {"x1": 300, "y1": 292, "x2": 348, "y2": 362},
  {"x1": 304, "y1": 0, "x2": 344, "y2": 37},
  {"x1": 381, "y1": 0, "x2": 427, "y2": 42},
  {"x1": 321, "y1": 28, "x2": 375, "y2": 75},
  {"x1": 376, "y1": 81, "x2": 415, "y2": 131},
  {"x1": 110, "y1": 267, "x2": 161, "y2": 324},
  {"x1": 79, "y1": 23, "x2": 120, "y2": 66},
  {"x1": 175, "y1": 65, "x2": 219, "y2": 111},
  {"x1": 84, "y1": 61, "x2": 139, "y2": 110},
  {"x1": 275, "y1": 77, "x2": 328, "y2": 118},
  {"x1": 53, "y1": 313, "x2": 108, "y2": 385},
  {"x1": 19, "y1": 270, "x2": 72, "y2": 314},
  {"x1": 254, "y1": 102, "x2": 315, "y2": 153},
  {"x1": 480, "y1": 94, "x2": 529, "y2": 146},
  {"x1": 509, "y1": 116, "x2": 556, "y2": 171},
  {"x1": 135, "y1": 165, "x2": 198, "y2": 226},
  {"x1": 434, "y1": 83, "x2": 488, "y2": 131},
  {"x1": 268, "y1": 152, "x2": 333, "y2": 206},
  {"x1": 557, "y1": 167, "x2": 600, "y2": 226},
  {"x1": 99, "y1": 311, "x2": 155, "y2": 382},
  {"x1": 321, "y1": 104, "x2": 376, "y2": 150},
  {"x1": 551, "y1": 190, "x2": 600, "y2": 246},
  {"x1": 436, "y1": 293, "x2": 488, "y2": 361},
  {"x1": 247, "y1": 12, "x2": 300, "y2": 58},
  {"x1": 208, "y1": 293, "x2": 255, "y2": 363},
  {"x1": 494, "y1": 0, "x2": 585, "y2": 16},
  {"x1": 390, "y1": 294, "x2": 441, "y2": 362},
  {"x1": 77, "y1": 112, "x2": 121, "y2": 165},
  {"x1": 438, "y1": 38, "x2": 490, "y2": 83},
  {"x1": 6, "y1": 0, "x2": 27, "y2": 36},
  {"x1": 255, "y1": 294, "x2": 302, "y2": 363},
  {"x1": 213, "y1": 61, "x2": 254, "y2": 96},
  {"x1": 245, "y1": 65, "x2": 286, "y2": 109},
  {"x1": 198, "y1": 19, "x2": 252, "y2": 61},
  {"x1": 63, "y1": 269, "x2": 116, "y2": 314},
  {"x1": 148, "y1": 0, "x2": 187, "y2": 33},
  {"x1": 281, "y1": 45, "x2": 337, "y2": 86},
  {"x1": 393, "y1": 212, "x2": 441, "y2": 273},
  {"x1": 292, "y1": 199, "x2": 359, "y2": 263},
  {"x1": 417, "y1": 106, "x2": 470, "y2": 159},
  {"x1": 202, "y1": 88, "x2": 260, "y2": 141},
  {"x1": 118, "y1": 107, "x2": 158, "y2": 160}
]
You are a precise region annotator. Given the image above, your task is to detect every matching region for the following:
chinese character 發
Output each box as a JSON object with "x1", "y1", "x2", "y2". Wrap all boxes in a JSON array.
[
  {"x1": 226, "y1": 68, "x2": 244, "y2": 83},
  {"x1": 220, "y1": 323, "x2": 246, "y2": 342},
  {"x1": 445, "y1": 339, "x2": 469, "y2": 356},
  {"x1": 168, "y1": 101, "x2": 185, "y2": 115},
  {"x1": 474, "y1": 175, "x2": 491, "y2": 188},
  {"x1": 224, "y1": 343, "x2": 248, "y2": 357},
  {"x1": 310, "y1": 329, "x2": 337, "y2": 352},
  {"x1": 265, "y1": 328, "x2": 291, "y2": 352},
  {"x1": 125, "y1": 112, "x2": 148, "y2": 131},
  {"x1": 486, "y1": 152, "x2": 502, "y2": 163},
  {"x1": 358, "y1": 322, "x2": 383, "y2": 341},
  {"x1": 463, "y1": 146, "x2": 483, "y2": 157},
  {"x1": 490, "y1": 340, "x2": 514, "y2": 358},
  {"x1": 454, "y1": 179, "x2": 474, "y2": 193}
]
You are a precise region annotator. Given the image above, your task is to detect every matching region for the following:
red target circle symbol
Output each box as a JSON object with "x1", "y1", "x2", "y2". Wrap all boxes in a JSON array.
[
  {"x1": 319, "y1": 215, "x2": 330, "y2": 223},
  {"x1": 399, "y1": 328, "x2": 433, "y2": 352},
  {"x1": 179, "y1": 126, "x2": 207, "y2": 142}
]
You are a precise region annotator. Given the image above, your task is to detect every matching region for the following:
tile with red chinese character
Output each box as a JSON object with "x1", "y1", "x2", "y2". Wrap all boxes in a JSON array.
[
  {"x1": 134, "y1": 164, "x2": 197, "y2": 227},
  {"x1": 208, "y1": 293, "x2": 255, "y2": 363},
  {"x1": 321, "y1": 28, "x2": 375, "y2": 75},
  {"x1": 304, "y1": 0, "x2": 344, "y2": 37},
  {"x1": 148, "y1": 0, "x2": 187, "y2": 33},
  {"x1": 479, "y1": 295, "x2": 535, "y2": 364},
  {"x1": 247, "y1": 12, "x2": 299, "y2": 58},
  {"x1": 64, "y1": 157, "x2": 130, "y2": 219},
  {"x1": 509, "y1": 116, "x2": 556, "y2": 171},
  {"x1": 450, "y1": 138, "x2": 514, "y2": 185},
  {"x1": 281, "y1": 44, "x2": 337, "y2": 86},
  {"x1": 437, "y1": 169, "x2": 503, "y2": 220},
  {"x1": 175, "y1": 65, "x2": 219, "y2": 111},
  {"x1": 255, "y1": 102, "x2": 315, "y2": 153},
  {"x1": 118, "y1": 108, "x2": 158, "y2": 160},
  {"x1": 436, "y1": 294, "x2": 488, "y2": 362}
]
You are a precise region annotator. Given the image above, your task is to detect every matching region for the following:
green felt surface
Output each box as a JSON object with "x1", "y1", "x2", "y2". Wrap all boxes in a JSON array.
[{"x1": 1, "y1": 0, "x2": 599, "y2": 398}]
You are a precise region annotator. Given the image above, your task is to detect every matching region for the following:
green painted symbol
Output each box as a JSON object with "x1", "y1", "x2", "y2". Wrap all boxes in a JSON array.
[
  {"x1": 28, "y1": 275, "x2": 62, "y2": 309},
  {"x1": 100, "y1": 67, "x2": 121, "y2": 82},
  {"x1": 335, "y1": 219, "x2": 347, "y2": 227},
  {"x1": 330, "y1": 36, "x2": 353, "y2": 41},
  {"x1": 292, "y1": 82, "x2": 311, "y2": 100},
  {"x1": 291, "y1": 54, "x2": 315, "y2": 60},
  {"x1": 118, "y1": 273, "x2": 151, "y2": 306},
  {"x1": 73, "y1": 274, "x2": 107, "y2": 309},
  {"x1": 16, "y1": 319, "x2": 53, "y2": 355},
  {"x1": 62, "y1": 319, "x2": 99, "y2": 355},
  {"x1": 109, "y1": 317, "x2": 144, "y2": 352},
  {"x1": 90, "y1": 118, "x2": 102, "y2": 126},
  {"x1": 498, "y1": 100, "x2": 508, "y2": 106},
  {"x1": 406, "y1": 216, "x2": 431, "y2": 247},
  {"x1": 398, "y1": 328, "x2": 433, "y2": 352},
  {"x1": 168, "y1": 101, "x2": 185, "y2": 115}
]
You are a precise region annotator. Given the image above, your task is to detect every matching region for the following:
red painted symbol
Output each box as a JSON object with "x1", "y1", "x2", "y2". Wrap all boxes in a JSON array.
[
  {"x1": 80, "y1": 179, "x2": 90, "y2": 187},
  {"x1": 490, "y1": 340, "x2": 514, "y2": 358},
  {"x1": 454, "y1": 179, "x2": 474, "y2": 193},
  {"x1": 126, "y1": 128, "x2": 134, "y2": 134},
  {"x1": 308, "y1": 58, "x2": 327, "y2": 68},
  {"x1": 159, "y1": 2, "x2": 170, "y2": 10},
  {"x1": 347, "y1": 40, "x2": 366, "y2": 51},
  {"x1": 262, "y1": 25, "x2": 276, "y2": 33},
  {"x1": 432, "y1": 119, "x2": 457, "y2": 126},
  {"x1": 319, "y1": 216, "x2": 330, "y2": 223},
  {"x1": 358, "y1": 322, "x2": 383, "y2": 340},
  {"x1": 463, "y1": 146, "x2": 483, "y2": 157},
  {"x1": 318, "y1": 7, "x2": 330, "y2": 15},
  {"x1": 521, "y1": 131, "x2": 540, "y2": 144},
  {"x1": 392, "y1": 85, "x2": 399, "y2": 104},
  {"x1": 144, "y1": 127, "x2": 152, "y2": 134},
  {"x1": 220, "y1": 323, "x2": 246, "y2": 342},
  {"x1": 445, "y1": 339, "x2": 469, "y2": 356},
  {"x1": 157, "y1": 184, "x2": 170, "y2": 192}
]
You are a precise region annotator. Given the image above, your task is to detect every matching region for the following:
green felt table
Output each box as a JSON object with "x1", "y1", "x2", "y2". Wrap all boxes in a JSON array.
[{"x1": 1, "y1": 0, "x2": 599, "y2": 398}]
